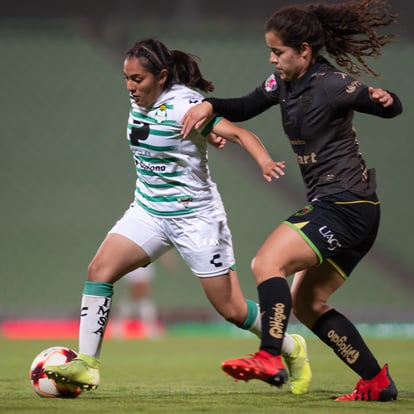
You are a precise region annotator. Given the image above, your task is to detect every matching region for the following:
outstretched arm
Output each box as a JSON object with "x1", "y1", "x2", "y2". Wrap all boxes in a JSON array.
[
  {"x1": 368, "y1": 87, "x2": 400, "y2": 109},
  {"x1": 212, "y1": 118, "x2": 285, "y2": 183},
  {"x1": 351, "y1": 86, "x2": 403, "y2": 118},
  {"x1": 182, "y1": 86, "x2": 276, "y2": 138}
]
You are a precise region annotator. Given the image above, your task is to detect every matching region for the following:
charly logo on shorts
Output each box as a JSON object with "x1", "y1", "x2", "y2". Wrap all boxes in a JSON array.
[
  {"x1": 294, "y1": 205, "x2": 313, "y2": 216},
  {"x1": 264, "y1": 74, "x2": 278, "y2": 92}
]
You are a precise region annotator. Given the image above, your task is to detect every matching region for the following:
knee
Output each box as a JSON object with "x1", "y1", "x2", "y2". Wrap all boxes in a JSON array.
[
  {"x1": 250, "y1": 255, "x2": 289, "y2": 282},
  {"x1": 291, "y1": 299, "x2": 328, "y2": 328},
  {"x1": 291, "y1": 300, "x2": 304, "y2": 321},
  {"x1": 291, "y1": 301, "x2": 312, "y2": 327},
  {"x1": 87, "y1": 257, "x2": 111, "y2": 282},
  {"x1": 250, "y1": 256, "x2": 265, "y2": 280},
  {"x1": 87, "y1": 259, "x2": 100, "y2": 281},
  {"x1": 250, "y1": 256, "x2": 258, "y2": 275}
]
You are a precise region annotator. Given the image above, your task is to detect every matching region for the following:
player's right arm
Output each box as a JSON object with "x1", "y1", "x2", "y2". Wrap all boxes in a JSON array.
[{"x1": 182, "y1": 78, "x2": 279, "y2": 138}]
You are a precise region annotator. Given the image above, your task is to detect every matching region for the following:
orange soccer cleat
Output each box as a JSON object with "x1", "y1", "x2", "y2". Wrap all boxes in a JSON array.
[
  {"x1": 222, "y1": 350, "x2": 288, "y2": 388},
  {"x1": 335, "y1": 364, "x2": 397, "y2": 401}
]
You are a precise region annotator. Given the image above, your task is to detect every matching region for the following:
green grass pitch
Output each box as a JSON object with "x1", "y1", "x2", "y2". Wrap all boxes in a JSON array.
[{"x1": 2, "y1": 336, "x2": 413, "y2": 413}]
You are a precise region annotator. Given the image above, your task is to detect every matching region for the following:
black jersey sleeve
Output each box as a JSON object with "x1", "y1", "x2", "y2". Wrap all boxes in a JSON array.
[
  {"x1": 325, "y1": 72, "x2": 403, "y2": 118},
  {"x1": 204, "y1": 88, "x2": 273, "y2": 122},
  {"x1": 203, "y1": 74, "x2": 279, "y2": 122},
  {"x1": 352, "y1": 88, "x2": 403, "y2": 118}
]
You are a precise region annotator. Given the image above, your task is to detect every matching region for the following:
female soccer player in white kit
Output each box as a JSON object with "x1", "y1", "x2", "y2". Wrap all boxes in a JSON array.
[{"x1": 45, "y1": 38, "x2": 310, "y2": 394}]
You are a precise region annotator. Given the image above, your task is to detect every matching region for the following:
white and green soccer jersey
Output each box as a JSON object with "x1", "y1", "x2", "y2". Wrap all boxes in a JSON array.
[{"x1": 127, "y1": 84, "x2": 222, "y2": 217}]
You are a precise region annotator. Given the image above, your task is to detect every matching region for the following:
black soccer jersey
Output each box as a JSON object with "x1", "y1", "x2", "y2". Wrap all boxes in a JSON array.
[{"x1": 205, "y1": 57, "x2": 402, "y2": 201}]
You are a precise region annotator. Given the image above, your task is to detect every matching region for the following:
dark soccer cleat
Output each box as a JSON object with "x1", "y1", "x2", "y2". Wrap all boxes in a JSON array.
[
  {"x1": 335, "y1": 364, "x2": 398, "y2": 401},
  {"x1": 222, "y1": 350, "x2": 288, "y2": 388}
]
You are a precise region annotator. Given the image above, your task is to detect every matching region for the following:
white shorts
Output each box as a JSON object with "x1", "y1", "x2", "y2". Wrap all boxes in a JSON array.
[{"x1": 108, "y1": 203, "x2": 235, "y2": 278}]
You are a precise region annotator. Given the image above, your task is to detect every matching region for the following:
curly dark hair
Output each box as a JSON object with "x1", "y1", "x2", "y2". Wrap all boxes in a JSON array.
[{"x1": 265, "y1": 0, "x2": 397, "y2": 77}]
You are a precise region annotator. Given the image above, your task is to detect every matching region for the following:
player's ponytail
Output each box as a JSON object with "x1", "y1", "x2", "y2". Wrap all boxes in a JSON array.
[
  {"x1": 170, "y1": 50, "x2": 215, "y2": 93},
  {"x1": 308, "y1": 0, "x2": 396, "y2": 77}
]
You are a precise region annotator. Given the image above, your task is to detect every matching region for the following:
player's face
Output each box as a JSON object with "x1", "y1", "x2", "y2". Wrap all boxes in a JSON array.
[
  {"x1": 265, "y1": 31, "x2": 310, "y2": 82},
  {"x1": 123, "y1": 57, "x2": 167, "y2": 108}
]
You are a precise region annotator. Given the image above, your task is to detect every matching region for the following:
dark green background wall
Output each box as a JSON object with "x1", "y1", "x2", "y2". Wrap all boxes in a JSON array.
[{"x1": 1, "y1": 2, "x2": 413, "y2": 322}]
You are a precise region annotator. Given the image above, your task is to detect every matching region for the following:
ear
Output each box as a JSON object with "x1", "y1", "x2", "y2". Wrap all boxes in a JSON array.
[
  {"x1": 158, "y1": 68, "x2": 168, "y2": 84},
  {"x1": 300, "y1": 42, "x2": 313, "y2": 61}
]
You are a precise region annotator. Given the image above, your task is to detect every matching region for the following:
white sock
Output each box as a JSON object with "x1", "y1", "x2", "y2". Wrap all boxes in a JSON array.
[
  {"x1": 248, "y1": 304, "x2": 295, "y2": 355},
  {"x1": 281, "y1": 333, "x2": 295, "y2": 356},
  {"x1": 79, "y1": 294, "x2": 112, "y2": 359}
]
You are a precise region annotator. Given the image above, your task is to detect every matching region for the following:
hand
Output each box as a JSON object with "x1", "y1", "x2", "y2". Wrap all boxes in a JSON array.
[
  {"x1": 207, "y1": 133, "x2": 226, "y2": 150},
  {"x1": 182, "y1": 101, "x2": 214, "y2": 138},
  {"x1": 368, "y1": 87, "x2": 394, "y2": 107},
  {"x1": 262, "y1": 160, "x2": 286, "y2": 182}
]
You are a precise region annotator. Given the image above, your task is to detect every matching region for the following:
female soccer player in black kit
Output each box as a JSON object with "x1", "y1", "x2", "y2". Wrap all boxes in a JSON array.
[{"x1": 182, "y1": 0, "x2": 402, "y2": 402}]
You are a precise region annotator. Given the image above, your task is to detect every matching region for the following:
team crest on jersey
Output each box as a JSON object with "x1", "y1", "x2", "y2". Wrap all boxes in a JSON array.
[
  {"x1": 301, "y1": 94, "x2": 313, "y2": 112},
  {"x1": 264, "y1": 74, "x2": 278, "y2": 92},
  {"x1": 294, "y1": 205, "x2": 313, "y2": 216},
  {"x1": 154, "y1": 105, "x2": 168, "y2": 123}
]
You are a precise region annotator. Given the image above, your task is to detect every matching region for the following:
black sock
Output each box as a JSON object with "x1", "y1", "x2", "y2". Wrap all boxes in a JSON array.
[
  {"x1": 311, "y1": 309, "x2": 381, "y2": 379},
  {"x1": 258, "y1": 277, "x2": 291, "y2": 356}
]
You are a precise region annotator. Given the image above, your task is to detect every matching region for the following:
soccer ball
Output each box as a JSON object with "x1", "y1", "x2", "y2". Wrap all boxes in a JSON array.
[{"x1": 29, "y1": 346, "x2": 82, "y2": 398}]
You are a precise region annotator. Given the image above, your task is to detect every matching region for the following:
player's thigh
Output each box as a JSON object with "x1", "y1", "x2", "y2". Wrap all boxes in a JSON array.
[
  {"x1": 88, "y1": 233, "x2": 151, "y2": 283},
  {"x1": 108, "y1": 203, "x2": 171, "y2": 260},
  {"x1": 252, "y1": 223, "x2": 318, "y2": 281},
  {"x1": 90, "y1": 204, "x2": 170, "y2": 282}
]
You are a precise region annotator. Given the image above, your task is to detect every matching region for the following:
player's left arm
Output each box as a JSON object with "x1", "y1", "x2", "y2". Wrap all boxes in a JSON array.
[
  {"x1": 365, "y1": 86, "x2": 403, "y2": 117},
  {"x1": 211, "y1": 118, "x2": 285, "y2": 182},
  {"x1": 325, "y1": 72, "x2": 402, "y2": 118},
  {"x1": 347, "y1": 82, "x2": 403, "y2": 118}
]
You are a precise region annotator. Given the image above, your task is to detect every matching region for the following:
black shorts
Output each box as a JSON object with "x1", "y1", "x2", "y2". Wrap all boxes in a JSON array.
[{"x1": 284, "y1": 191, "x2": 380, "y2": 278}]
